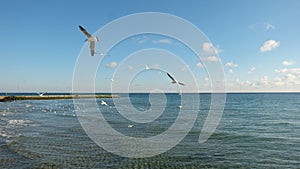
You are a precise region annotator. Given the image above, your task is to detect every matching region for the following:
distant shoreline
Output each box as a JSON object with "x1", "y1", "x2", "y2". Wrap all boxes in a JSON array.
[
  {"x1": 1, "y1": 92, "x2": 300, "y2": 102},
  {"x1": 0, "y1": 95, "x2": 119, "y2": 102},
  {"x1": 1, "y1": 91, "x2": 300, "y2": 95}
]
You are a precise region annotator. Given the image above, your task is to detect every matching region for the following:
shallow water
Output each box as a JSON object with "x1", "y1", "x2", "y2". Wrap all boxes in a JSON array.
[{"x1": 0, "y1": 93, "x2": 299, "y2": 168}]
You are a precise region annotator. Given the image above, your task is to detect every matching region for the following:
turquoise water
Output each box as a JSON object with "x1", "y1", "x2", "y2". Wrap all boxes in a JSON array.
[{"x1": 0, "y1": 93, "x2": 299, "y2": 168}]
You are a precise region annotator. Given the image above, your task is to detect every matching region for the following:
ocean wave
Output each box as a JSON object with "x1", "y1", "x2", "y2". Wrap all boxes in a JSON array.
[
  {"x1": 260, "y1": 121, "x2": 295, "y2": 127},
  {"x1": 0, "y1": 120, "x2": 34, "y2": 143},
  {"x1": 0, "y1": 130, "x2": 9, "y2": 138},
  {"x1": 0, "y1": 119, "x2": 7, "y2": 126},
  {"x1": 54, "y1": 113, "x2": 76, "y2": 118},
  {"x1": 1, "y1": 111, "x2": 16, "y2": 117},
  {"x1": 8, "y1": 119, "x2": 34, "y2": 126},
  {"x1": 0, "y1": 128, "x2": 21, "y2": 141},
  {"x1": 6, "y1": 137, "x2": 43, "y2": 160}
]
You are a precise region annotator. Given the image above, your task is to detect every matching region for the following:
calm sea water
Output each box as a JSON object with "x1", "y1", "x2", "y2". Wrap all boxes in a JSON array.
[{"x1": 0, "y1": 93, "x2": 299, "y2": 168}]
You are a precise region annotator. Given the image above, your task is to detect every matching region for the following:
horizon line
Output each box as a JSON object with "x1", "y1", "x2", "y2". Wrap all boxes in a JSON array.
[{"x1": 1, "y1": 91, "x2": 300, "y2": 94}]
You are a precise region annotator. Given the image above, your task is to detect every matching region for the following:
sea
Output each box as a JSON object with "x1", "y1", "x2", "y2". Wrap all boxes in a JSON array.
[{"x1": 0, "y1": 93, "x2": 299, "y2": 168}]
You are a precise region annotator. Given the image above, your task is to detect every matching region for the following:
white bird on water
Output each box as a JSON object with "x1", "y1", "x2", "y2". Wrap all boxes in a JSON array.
[
  {"x1": 101, "y1": 100, "x2": 108, "y2": 106},
  {"x1": 128, "y1": 124, "x2": 134, "y2": 128},
  {"x1": 79, "y1": 25, "x2": 99, "y2": 56}
]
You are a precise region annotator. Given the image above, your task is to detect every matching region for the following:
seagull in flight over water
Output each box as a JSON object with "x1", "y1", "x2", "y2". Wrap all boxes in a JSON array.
[
  {"x1": 101, "y1": 100, "x2": 108, "y2": 106},
  {"x1": 37, "y1": 92, "x2": 47, "y2": 97},
  {"x1": 79, "y1": 25, "x2": 99, "y2": 56},
  {"x1": 167, "y1": 73, "x2": 185, "y2": 86}
]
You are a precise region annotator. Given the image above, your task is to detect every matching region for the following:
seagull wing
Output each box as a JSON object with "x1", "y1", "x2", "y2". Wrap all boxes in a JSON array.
[
  {"x1": 79, "y1": 25, "x2": 91, "y2": 37},
  {"x1": 90, "y1": 41, "x2": 95, "y2": 56},
  {"x1": 167, "y1": 73, "x2": 176, "y2": 83},
  {"x1": 178, "y1": 82, "x2": 186, "y2": 86}
]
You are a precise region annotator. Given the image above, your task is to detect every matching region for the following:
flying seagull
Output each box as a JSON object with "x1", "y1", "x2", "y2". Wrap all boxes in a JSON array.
[
  {"x1": 79, "y1": 25, "x2": 99, "y2": 56},
  {"x1": 37, "y1": 92, "x2": 47, "y2": 97},
  {"x1": 167, "y1": 73, "x2": 185, "y2": 86},
  {"x1": 101, "y1": 100, "x2": 108, "y2": 106}
]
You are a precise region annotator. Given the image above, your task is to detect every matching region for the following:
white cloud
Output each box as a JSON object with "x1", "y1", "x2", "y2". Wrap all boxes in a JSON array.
[
  {"x1": 265, "y1": 22, "x2": 275, "y2": 31},
  {"x1": 153, "y1": 38, "x2": 172, "y2": 44},
  {"x1": 235, "y1": 79, "x2": 255, "y2": 87},
  {"x1": 152, "y1": 64, "x2": 159, "y2": 69},
  {"x1": 132, "y1": 35, "x2": 149, "y2": 44},
  {"x1": 286, "y1": 73, "x2": 297, "y2": 81},
  {"x1": 248, "y1": 67, "x2": 256, "y2": 74},
  {"x1": 274, "y1": 69, "x2": 283, "y2": 73},
  {"x1": 273, "y1": 77, "x2": 285, "y2": 87},
  {"x1": 181, "y1": 65, "x2": 189, "y2": 71},
  {"x1": 128, "y1": 65, "x2": 134, "y2": 70},
  {"x1": 196, "y1": 62, "x2": 203, "y2": 67},
  {"x1": 105, "y1": 61, "x2": 118, "y2": 68},
  {"x1": 261, "y1": 76, "x2": 269, "y2": 82},
  {"x1": 225, "y1": 61, "x2": 238, "y2": 67},
  {"x1": 274, "y1": 68, "x2": 300, "y2": 86},
  {"x1": 203, "y1": 56, "x2": 219, "y2": 62},
  {"x1": 275, "y1": 68, "x2": 300, "y2": 74},
  {"x1": 228, "y1": 69, "x2": 234, "y2": 74},
  {"x1": 260, "y1": 40, "x2": 280, "y2": 52},
  {"x1": 229, "y1": 68, "x2": 300, "y2": 91},
  {"x1": 260, "y1": 76, "x2": 271, "y2": 87},
  {"x1": 276, "y1": 77, "x2": 299, "y2": 87},
  {"x1": 202, "y1": 42, "x2": 222, "y2": 54},
  {"x1": 249, "y1": 22, "x2": 275, "y2": 31},
  {"x1": 202, "y1": 42, "x2": 213, "y2": 52},
  {"x1": 282, "y1": 60, "x2": 295, "y2": 66}
]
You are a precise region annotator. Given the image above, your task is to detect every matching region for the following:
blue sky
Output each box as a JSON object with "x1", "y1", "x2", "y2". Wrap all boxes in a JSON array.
[{"x1": 1, "y1": 0, "x2": 300, "y2": 92}]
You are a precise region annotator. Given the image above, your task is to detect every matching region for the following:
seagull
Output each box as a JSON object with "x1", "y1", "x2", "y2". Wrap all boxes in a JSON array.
[
  {"x1": 145, "y1": 65, "x2": 150, "y2": 70},
  {"x1": 105, "y1": 77, "x2": 115, "y2": 83},
  {"x1": 128, "y1": 124, "x2": 134, "y2": 128},
  {"x1": 167, "y1": 73, "x2": 185, "y2": 86},
  {"x1": 79, "y1": 25, "x2": 99, "y2": 56},
  {"x1": 101, "y1": 100, "x2": 108, "y2": 106},
  {"x1": 37, "y1": 92, "x2": 47, "y2": 96}
]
